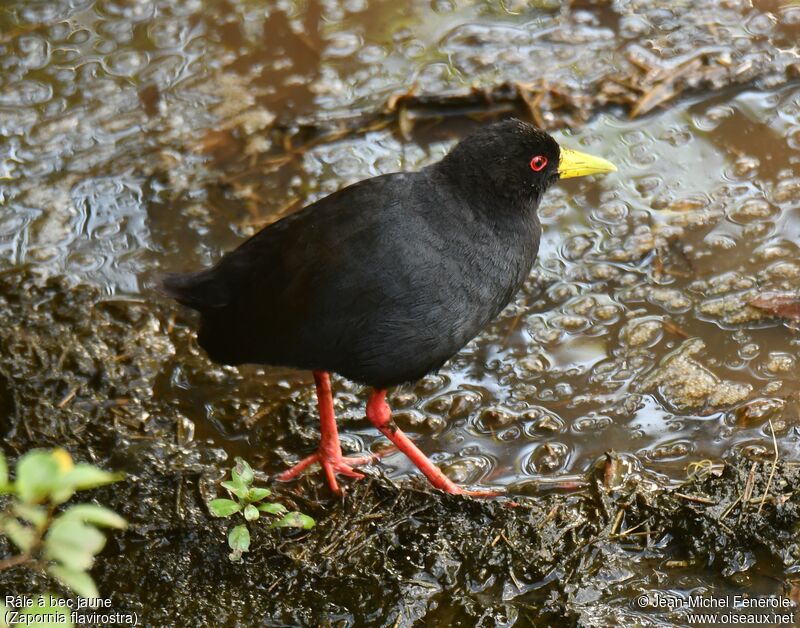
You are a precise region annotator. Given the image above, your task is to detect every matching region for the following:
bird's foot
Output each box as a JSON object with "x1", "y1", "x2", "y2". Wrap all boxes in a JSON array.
[
  {"x1": 277, "y1": 450, "x2": 376, "y2": 495},
  {"x1": 366, "y1": 389, "x2": 503, "y2": 498}
]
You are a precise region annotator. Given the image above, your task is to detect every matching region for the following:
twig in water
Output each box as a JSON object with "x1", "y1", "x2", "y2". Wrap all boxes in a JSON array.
[
  {"x1": 758, "y1": 419, "x2": 779, "y2": 515},
  {"x1": 674, "y1": 492, "x2": 716, "y2": 505}
]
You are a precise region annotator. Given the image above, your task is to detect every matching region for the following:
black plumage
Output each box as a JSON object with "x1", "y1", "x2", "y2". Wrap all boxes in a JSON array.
[{"x1": 163, "y1": 120, "x2": 559, "y2": 387}]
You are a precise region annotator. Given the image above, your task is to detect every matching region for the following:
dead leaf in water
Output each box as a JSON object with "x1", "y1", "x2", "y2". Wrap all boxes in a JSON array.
[
  {"x1": 748, "y1": 292, "x2": 800, "y2": 322},
  {"x1": 194, "y1": 129, "x2": 241, "y2": 162}
]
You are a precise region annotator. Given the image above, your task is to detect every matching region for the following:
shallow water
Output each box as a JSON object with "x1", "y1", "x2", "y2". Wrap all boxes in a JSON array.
[{"x1": 1, "y1": 0, "x2": 799, "y2": 623}]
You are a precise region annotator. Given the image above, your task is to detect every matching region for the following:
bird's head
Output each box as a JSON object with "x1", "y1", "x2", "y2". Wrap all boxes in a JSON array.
[{"x1": 438, "y1": 119, "x2": 616, "y2": 208}]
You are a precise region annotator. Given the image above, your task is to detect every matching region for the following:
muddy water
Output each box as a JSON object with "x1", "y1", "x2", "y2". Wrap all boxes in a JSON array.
[{"x1": 1, "y1": 0, "x2": 799, "y2": 623}]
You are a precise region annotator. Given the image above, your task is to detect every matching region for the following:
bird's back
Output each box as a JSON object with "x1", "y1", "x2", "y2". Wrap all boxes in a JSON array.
[{"x1": 162, "y1": 167, "x2": 540, "y2": 387}]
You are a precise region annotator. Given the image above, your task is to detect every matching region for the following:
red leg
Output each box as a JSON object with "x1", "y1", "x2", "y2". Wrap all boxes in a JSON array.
[
  {"x1": 365, "y1": 389, "x2": 499, "y2": 497},
  {"x1": 277, "y1": 371, "x2": 374, "y2": 494}
]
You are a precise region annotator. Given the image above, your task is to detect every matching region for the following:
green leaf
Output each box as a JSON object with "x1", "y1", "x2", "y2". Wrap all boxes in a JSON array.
[
  {"x1": 272, "y1": 512, "x2": 315, "y2": 530},
  {"x1": 12, "y1": 503, "x2": 47, "y2": 529},
  {"x1": 220, "y1": 479, "x2": 249, "y2": 500},
  {"x1": 231, "y1": 458, "x2": 254, "y2": 486},
  {"x1": 227, "y1": 524, "x2": 250, "y2": 561},
  {"x1": 243, "y1": 504, "x2": 259, "y2": 521},
  {"x1": 60, "y1": 504, "x2": 127, "y2": 529},
  {"x1": 21, "y1": 594, "x2": 73, "y2": 628},
  {"x1": 65, "y1": 464, "x2": 121, "y2": 490},
  {"x1": 1, "y1": 518, "x2": 36, "y2": 553},
  {"x1": 0, "y1": 449, "x2": 7, "y2": 487},
  {"x1": 53, "y1": 464, "x2": 121, "y2": 502},
  {"x1": 208, "y1": 498, "x2": 241, "y2": 518},
  {"x1": 0, "y1": 602, "x2": 8, "y2": 628},
  {"x1": 245, "y1": 487, "x2": 271, "y2": 503},
  {"x1": 257, "y1": 502, "x2": 287, "y2": 515},
  {"x1": 44, "y1": 520, "x2": 106, "y2": 571},
  {"x1": 49, "y1": 464, "x2": 122, "y2": 506},
  {"x1": 15, "y1": 451, "x2": 60, "y2": 503},
  {"x1": 48, "y1": 565, "x2": 99, "y2": 599}
]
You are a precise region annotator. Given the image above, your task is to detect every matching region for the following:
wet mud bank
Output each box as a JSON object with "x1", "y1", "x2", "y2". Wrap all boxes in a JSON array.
[{"x1": 1, "y1": 271, "x2": 799, "y2": 625}]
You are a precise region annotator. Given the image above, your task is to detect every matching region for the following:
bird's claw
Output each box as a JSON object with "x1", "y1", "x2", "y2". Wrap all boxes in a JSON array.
[{"x1": 277, "y1": 451, "x2": 377, "y2": 495}]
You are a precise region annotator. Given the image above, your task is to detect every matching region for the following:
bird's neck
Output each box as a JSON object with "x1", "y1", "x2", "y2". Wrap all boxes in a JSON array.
[{"x1": 431, "y1": 161, "x2": 542, "y2": 223}]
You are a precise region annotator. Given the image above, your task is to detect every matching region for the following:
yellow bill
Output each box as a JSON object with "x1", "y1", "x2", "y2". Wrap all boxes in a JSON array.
[{"x1": 558, "y1": 148, "x2": 617, "y2": 179}]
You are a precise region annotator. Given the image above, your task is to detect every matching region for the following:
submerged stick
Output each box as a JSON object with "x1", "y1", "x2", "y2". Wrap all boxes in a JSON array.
[{"x1": 758, "y1": 419, "x2": 779, "y2": 515}]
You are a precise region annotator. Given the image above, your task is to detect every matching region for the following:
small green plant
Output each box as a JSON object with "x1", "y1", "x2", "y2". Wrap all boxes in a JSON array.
[
  {"x1": 208, "y1": 457, "x2": 315, "y2": 561},
  {"x1": 0, "y1": 448, "x2": 126, "y2": 602}
]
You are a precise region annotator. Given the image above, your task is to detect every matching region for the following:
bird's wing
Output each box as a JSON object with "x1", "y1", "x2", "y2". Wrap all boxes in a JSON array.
[{"x1": 197, "y1": 173, "x2": 452, "y2": 365}]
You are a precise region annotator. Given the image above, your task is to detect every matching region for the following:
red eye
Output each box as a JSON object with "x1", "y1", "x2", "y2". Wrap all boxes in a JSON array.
[{"x1": 530, "y1": 155, "x2": 548, "y2": 171}]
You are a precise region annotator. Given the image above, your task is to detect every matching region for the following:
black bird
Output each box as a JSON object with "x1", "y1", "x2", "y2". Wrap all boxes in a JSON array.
[{"x1": 162, "y1": 119, "x2": 616, "y2": 495}]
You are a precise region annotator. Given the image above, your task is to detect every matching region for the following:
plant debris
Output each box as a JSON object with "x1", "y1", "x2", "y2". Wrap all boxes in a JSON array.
[{"x1": 749, "y1": 292, "x2": 800, "y2": 324}]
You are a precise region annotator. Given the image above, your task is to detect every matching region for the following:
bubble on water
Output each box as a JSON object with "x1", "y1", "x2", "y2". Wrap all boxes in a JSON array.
[
  {"x1": 147, "y1": 18, "x2": 188, "y2": 49},
  {"x1": 16, "y1": 35, "x2": 50, "y2": 71},
  {"x1": 727, "y1": 198, "x2": 777, "y2": 224},
  {"x1": 98, "y1": 0, "x2": 157, "y2": 20},
  {"x1": 104, "y1": 49, "x2": 148, "y2": 76},
  {"x1": 21, "y1": 4, "x2": 62, "y2": 23},
  {"x1": 561, "y1": 234, "x2": 595, "y2": 261},
  {"x1": 519, "y1": 405, "x2": 563, "y2": 434},
  {"x1": 430, "y1": 0, "x2": 456, "y2": 13},
  {"x1": 744, "y1": 11, "x2": 776, "y2": 36},
  {"x1": 771, "y1": 177, "x2": 800, "y2": 204},
  {"x1": 326, "y1": 32, "x2": 362, "y2": 59},
  {"x1": 763, "y1": 261, "x2": 800, "y2": 283},
  {"x1": 546, "y1": 280, "x2": 580, "y2": 303},
  {"x1": 593, "y1": 303, "x2": 621, "y2": 323},
  {"x1": 344, "y1": 0, "x2": 368, "y2": 12},
  {"x1": 99, "y1": 18, "x2": 136, "y2": 44},
  {"x1": 549, "y1": 314, "x2": 591, "y2": 333},
  {"x1": 475, "y1": 406, "x2": 515, "y2": 432},
  {"x1": 754, "y1": 242, "x2": 795, "y2": 262},
  {"x1": 738, "y1": 343, "x2": 760, "y2": 361},
  {"x1": 389, "y1": 390, "x2": 418, "y2": 409},
  {"x1": 621, "y1": 317, "x2": 663, "y2": 348},
  {"x1": 658, "y1": 127, "x2": 692, "y2": 147},
  {"x1": 0, "y1": 80, "x2": 52, "y2": 106},
  {"x1": 525, "y1": 442, "x2": 570, "y2": 474},
  {"x1": 737, "y1": 442, "x2": 770, "y2": 461},
  {"x1": 619, "y1": 14, "x2": 651, "y2": 39},
  {"x1": 426, "y1": 391, "x2": 484, "y2": 420},
  {"x1": 704, "y1": 233, "x2": 737, "y2": 250},
  {"x1": 565, "y1": 296, "x2": 596, "y2": 316},
  {"x1": 356, "y1": 44, "x2": 386, "y2": 64},
  {"x1": 65, "y1": 250, "x2": 105, "y2": 273},
  {"x1": 441, "y1": 453, "x2": 493, "y2": 484},
  {"x1": 693, "y1": 105, "x2": 735, "y2": 132},
  {"x1": 393, "y1": 410, "x2": 443, "y2": 435},
  {"x1": 762, "y1": 352, "x2": 796, "y2": 375},
  {"x1": 48, "y1": 21, "x2": 73, "y2": 42},
  {"x1": 573, "y1": 413, "x2": 612, "y2": 433},
  {"x1": 644, "y1": 439, "x2": 693, "y2": 462},
  {"x1": 648, "y1": 288, "x2": 692, "y2": 313}
]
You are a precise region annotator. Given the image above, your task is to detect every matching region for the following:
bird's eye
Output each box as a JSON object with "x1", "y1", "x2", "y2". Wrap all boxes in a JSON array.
[{"x1": 530, "y1": 155, "x2": 548, "y2": 172}]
